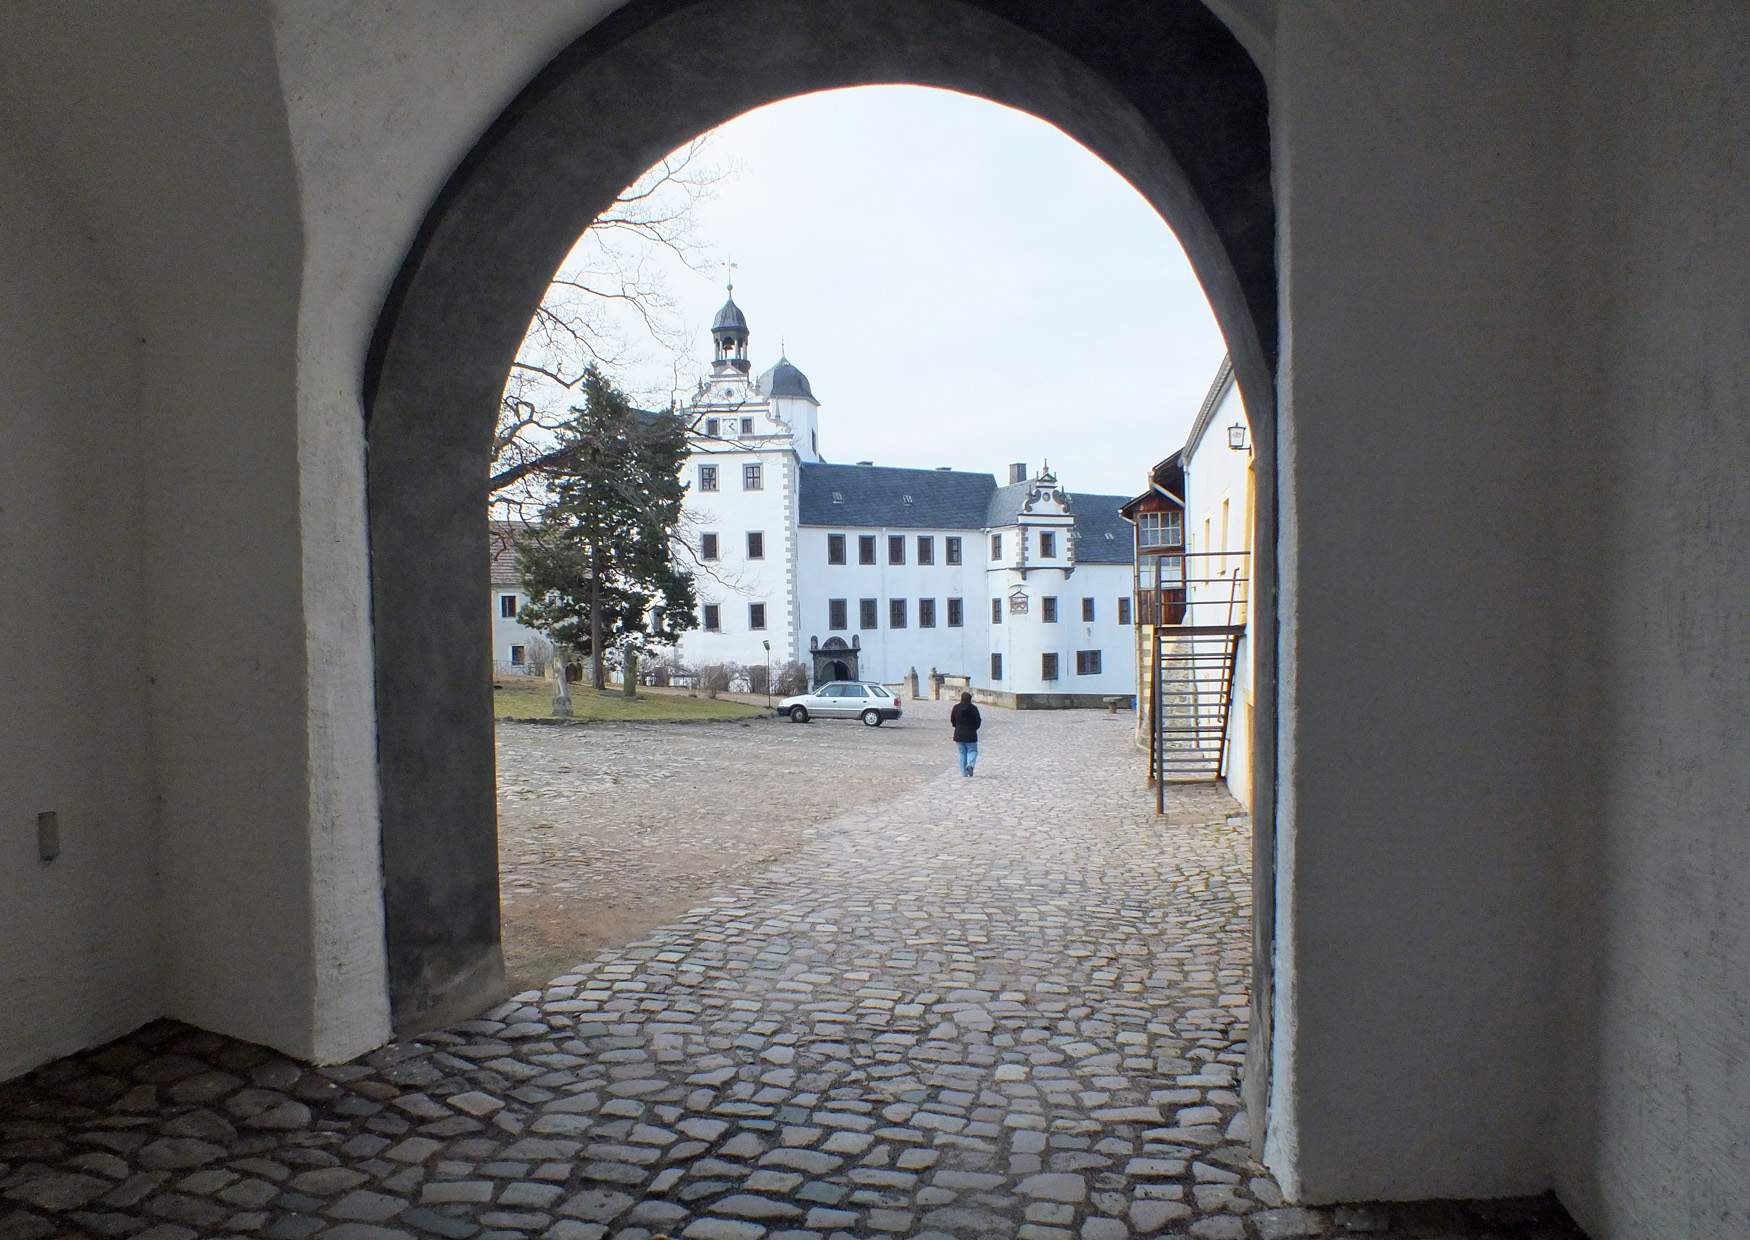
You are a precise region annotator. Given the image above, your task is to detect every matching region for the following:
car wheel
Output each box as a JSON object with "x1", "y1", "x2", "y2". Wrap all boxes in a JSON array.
[
  {"x1": 791, "y1": 705, "x2": 809, "y2": 723},
  {"x1": 862, "y1": 709, "x2": 882, "y2": 727}
]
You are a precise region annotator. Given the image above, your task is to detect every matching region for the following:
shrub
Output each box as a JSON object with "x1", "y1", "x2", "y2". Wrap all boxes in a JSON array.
[
  {"x1": 697, "y1": 662, "x2": 733, "y2": 698},
  {"x1": 774, "y1": 660, "x2": 809, "y2": 696}
]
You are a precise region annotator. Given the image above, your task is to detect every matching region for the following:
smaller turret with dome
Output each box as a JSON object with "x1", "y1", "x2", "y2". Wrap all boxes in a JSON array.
[{"x1": 758, "y1": 355, "x2": 817, "y2": 403}]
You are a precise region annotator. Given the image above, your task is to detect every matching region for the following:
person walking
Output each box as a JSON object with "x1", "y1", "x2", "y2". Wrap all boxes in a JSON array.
[{"x1": 950, "y1": 690, "x2": 982, "y2": 778}]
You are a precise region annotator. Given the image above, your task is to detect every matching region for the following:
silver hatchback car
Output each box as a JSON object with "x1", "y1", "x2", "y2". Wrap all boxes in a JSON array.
[{"x1": 778, "y1": 681, "x2": 903, "y2": 726}]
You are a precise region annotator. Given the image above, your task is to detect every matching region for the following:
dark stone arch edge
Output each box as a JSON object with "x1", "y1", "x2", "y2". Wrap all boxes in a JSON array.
[{"x1": 359, "y1": 0, "x2": 1277, "y2": 1145}]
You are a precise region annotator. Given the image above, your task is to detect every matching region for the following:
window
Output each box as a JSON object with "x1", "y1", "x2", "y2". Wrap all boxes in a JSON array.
[
  {"x1": 746, "y1": 531, "x2": 764, "y2": 559},
  {"x1": 740, "y1": 417, "x2": 755, "y2": 435},
  {"x1": 1042, "y1": 596, "x2": 1059, "y2": 623},
  {"x1": 1076, "y1": 650, "x2": 1103, "y2": 676},
  {"x1": 990, "y1": 653, "x2": 1003, "y2": 681},
  {"x1": 888, "y1": 534, "x2": 905, "y2": 565},
  {"x1": 828, "y1": 534, "x2": 846, "y2": 564},
  {"x1": 698, "y1": 463, "x2": 718, "y2": 492},
  {"x1": 1118, "y1": 597, "x2": 1132, "y2": 626},
  {"x1": 510, "y1": 644, "x2": 526, "y2": 667},
  {"x1": 859, "y1": 598, "x2": 878, "y2": 629},
  {"x1": 859, "y1": 534, "x2": 877, "y2": 565},
  {"x1": 917, "y1": 536, "x2": 934, "y2": 565},
  {"x1": 704, "y1": 417, "x2": 720, "y2": 437},
  {"x1": 947, "y1": 598, "x2": 963, "y2": 627},
  {"x1": 1139, "y1": 509, "x2": 1182, "y2": 548},
  {"x1": 990, "y1": 533, "x2": 1003, "y2": 560},
  {"x1": 1040, "y1": 531, "x2": 1057, "y2": 557},
  {"x1": 703, "y1": 603, "x2": 721, "y2": 631},
  {"x1": 743, "y1": 463, "x2": 763, "y2": 491},
  {"x1": 945, "y1": 536, "x2": 962, "y2": 565},
  {"x1": 831, "y1": 489, "x2": 843, "y2": 504},
  {"x1": 868, "y1": 686, "x2": 891, "y2": 698},
  {"x1": 889, "y1": 598, "x2": 907, "y2": 629},
  {"x1": 1081, "y1": 597, "x2": 1095, "y2": 622},
  {"x1": 829, "y1": 599, "x2": 848, "y2": 630},
  {"x1": 701, "y1": 532, "x2": 719, "y2": 561},
  {"x1": 918, "y1": 598, "x2": 936, "y2": 628},
  {"x1": 991, "y1": 598, "x2": 1003, "y2": 625},
  {"x1": 499, "y1": 593, "x2": 518, "y2": 619},
  {"x1": 749, "y1": 603, "x2": 767, "y2": 631},
  {"x1": 1041, "y1": 652, "x2": 1060, "y2": 681}
]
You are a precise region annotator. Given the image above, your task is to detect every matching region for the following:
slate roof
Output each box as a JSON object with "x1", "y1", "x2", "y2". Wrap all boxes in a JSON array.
[
  {"x1": 798, "y1": 463, "x2": 996, "y2": 530},
  {"x1": 983, "y1": 481, "x2": 1034, "y2": 527},
  {"x1": 1065, "y1": 493, "x2": 1134, "y2": 563},
  {"x1": 712, "y1": 296, "x2": 748, "y2": 333},
  {"x1": 797, "y1": 464, "x2": 1132, "y2": 559},
  {"x1": 758, "y1": 357, "x2": 817, "y2": 402}
]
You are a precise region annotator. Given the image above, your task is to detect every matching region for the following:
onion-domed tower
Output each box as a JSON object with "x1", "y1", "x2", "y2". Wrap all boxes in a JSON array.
[{"x1": 711, "y1": 287, "x2": 750, "y2": 375}]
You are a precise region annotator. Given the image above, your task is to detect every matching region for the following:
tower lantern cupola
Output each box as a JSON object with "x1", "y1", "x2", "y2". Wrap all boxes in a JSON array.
[{"x1": 711, "y1": 285, "x2": 751, "y2": 375}]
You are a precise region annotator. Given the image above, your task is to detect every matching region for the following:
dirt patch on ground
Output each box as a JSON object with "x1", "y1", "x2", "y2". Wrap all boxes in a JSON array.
[{"x1": 495, "y1": 702, "x2": 954, "y2": 992}]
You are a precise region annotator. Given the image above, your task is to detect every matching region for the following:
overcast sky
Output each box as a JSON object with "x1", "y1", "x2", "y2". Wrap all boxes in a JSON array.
[{"x1": 570, "y1": 85, "x2": 1229, "y2": 498}]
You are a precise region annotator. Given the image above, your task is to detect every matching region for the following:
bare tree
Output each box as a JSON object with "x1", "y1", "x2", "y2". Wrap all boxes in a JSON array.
[{"x1": 492, "y1": 138, "x2": 728, "y2": 524}]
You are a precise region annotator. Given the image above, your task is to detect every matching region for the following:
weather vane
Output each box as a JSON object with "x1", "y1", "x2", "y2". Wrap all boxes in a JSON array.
[{"x1": 724, "y1": 258, "x2": 738, "y2": 295}]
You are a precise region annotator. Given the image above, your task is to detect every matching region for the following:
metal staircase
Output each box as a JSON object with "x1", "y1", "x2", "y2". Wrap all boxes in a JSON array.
[
  {"x1": 1151, "y1": 625, "x2": 1243, "y2": 778},
  {"x1": 1141, "y1": 558, "x2": 1247, "y2": 813}
]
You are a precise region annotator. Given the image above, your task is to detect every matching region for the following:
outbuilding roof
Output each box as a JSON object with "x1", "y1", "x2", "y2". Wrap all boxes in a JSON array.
[{"x1": 488, "y1": 520, "x2": 531, "y2": 587}]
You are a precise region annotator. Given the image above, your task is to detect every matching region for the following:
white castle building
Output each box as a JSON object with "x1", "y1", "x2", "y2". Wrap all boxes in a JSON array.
[{"x1": 672, "y1": 290, "x2": 1136, "y2": 706}]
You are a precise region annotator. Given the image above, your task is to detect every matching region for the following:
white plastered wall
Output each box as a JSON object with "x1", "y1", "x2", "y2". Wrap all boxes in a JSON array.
[
  {"x1": 1554, "y1": 5, "x2": 1750, "y2": 1236},
  {"x1": 0, "y1": 3, "x2": 326, "y2": 1064},
  {"x1": 1264, "y1": 3, "x2": 1571, "y2": 1202},
  {"x1": 0, "y1": 108, "x2": 159, "y2": 1080}
]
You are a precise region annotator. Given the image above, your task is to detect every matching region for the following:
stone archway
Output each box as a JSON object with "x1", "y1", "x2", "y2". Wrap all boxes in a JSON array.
[
  {"x1": 810, "y1": 636, "x2": 861, "y2": 687},
  {"x1": 362, "y1": 0, "x2": 1276, "y2": 1115}
]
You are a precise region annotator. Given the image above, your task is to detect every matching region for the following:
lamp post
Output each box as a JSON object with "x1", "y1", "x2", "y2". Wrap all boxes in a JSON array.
[{"x1": 761, "y1": 639, "x2": 771, "y2": 709}]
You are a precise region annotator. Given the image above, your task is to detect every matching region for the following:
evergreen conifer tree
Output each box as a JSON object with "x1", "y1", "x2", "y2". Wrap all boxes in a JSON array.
[{"x1": 516, "y1": 369, "x2": 699, "y2": 690}]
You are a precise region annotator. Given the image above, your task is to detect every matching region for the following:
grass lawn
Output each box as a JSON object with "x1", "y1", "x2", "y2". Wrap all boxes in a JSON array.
[{"x1": 492, "y1": 677, "x2": 767, "y2": 723}]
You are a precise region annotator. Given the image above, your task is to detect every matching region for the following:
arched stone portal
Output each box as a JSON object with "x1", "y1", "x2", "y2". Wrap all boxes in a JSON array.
[{"x1": 362, "y1": 0, "x2": 1276, "y2": 1125}]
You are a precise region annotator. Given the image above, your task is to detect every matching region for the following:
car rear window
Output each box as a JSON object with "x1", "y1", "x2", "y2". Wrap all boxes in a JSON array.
[{"x1": 868, "y1": 686, "x2": 890, "y2": 698}]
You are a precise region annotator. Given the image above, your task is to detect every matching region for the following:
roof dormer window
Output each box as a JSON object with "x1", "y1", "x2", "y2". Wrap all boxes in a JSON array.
[{"x1": 832, "y1": 491, "x2": 844, "y2": 504}]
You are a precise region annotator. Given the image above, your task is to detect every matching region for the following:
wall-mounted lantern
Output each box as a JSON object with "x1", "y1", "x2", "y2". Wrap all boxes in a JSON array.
[{"x1": 1227, "y1": 421, "x2": 1250, "y2": 453}]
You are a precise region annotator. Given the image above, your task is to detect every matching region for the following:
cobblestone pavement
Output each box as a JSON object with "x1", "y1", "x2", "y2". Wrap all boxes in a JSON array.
[{"x1": 2, "y1": 708, "x2": 1582, "y2": 1240}]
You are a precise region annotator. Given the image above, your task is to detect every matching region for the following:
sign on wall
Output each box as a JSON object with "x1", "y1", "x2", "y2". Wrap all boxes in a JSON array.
[{"x1": 1008, "y1": 590, "x2": 1029, "y2": 615}]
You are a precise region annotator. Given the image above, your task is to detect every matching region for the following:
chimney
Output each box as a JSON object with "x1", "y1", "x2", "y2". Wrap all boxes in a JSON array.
[{"x1": 1008, "y1": 462, "x2": 1027, "y2": 484}]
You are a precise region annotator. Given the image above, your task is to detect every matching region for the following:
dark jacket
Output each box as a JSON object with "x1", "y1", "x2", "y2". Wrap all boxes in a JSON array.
[{"x1": 950, "y1": 702, "x2": 981, "y2": 743}]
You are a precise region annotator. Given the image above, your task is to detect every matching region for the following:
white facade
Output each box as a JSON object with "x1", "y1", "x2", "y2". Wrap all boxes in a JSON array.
[
  {"x1": 487, "y1": 527, "x2": 550, "y2": 675},
  {"x1": 671, "y1": 296, "x2": 1138, "y2": 701},
  {"x1": 1181, "y1": 359, "x2": 1255, "y2": 805}
]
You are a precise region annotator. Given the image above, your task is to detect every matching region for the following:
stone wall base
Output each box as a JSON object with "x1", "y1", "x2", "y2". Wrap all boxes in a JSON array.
[{"x1": 972, "y1": 690, "x2": 1136, "y2": 711}]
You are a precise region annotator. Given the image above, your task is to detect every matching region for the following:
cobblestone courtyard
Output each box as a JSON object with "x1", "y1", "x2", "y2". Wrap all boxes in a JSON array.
[{"x1": 2, "y1": 706, "x2": 1580, "y2": 1240}]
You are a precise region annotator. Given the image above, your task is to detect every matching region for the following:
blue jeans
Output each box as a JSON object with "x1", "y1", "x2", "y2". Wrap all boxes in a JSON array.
[{"x1": 956, "y1": 741, "x2": 978, "y2": 775}]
